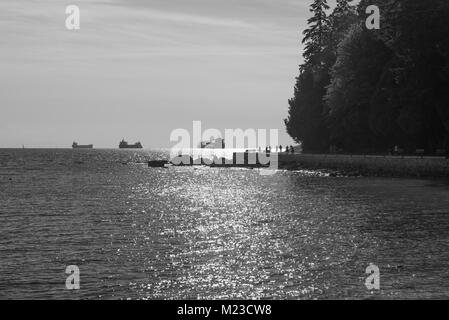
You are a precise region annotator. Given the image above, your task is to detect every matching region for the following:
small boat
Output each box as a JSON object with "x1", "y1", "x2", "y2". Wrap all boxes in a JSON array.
[
  {"x1": 72, "y1": 142, "x2": 93, "y2": 149},
  {"x1": 148, "y1": 160, "x2": 169, "y2": 168}
]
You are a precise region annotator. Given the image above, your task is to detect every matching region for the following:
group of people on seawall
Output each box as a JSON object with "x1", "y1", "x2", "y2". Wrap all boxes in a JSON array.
[
  {"x1": 263, "y1": 145, "x2": 295, "y2": 154},
  {"x1": 259, "y1": 145, "x2": 295, "y2": 154}
]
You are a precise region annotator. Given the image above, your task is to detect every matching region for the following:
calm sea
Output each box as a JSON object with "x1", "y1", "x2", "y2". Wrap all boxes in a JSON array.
[{"x1": 1, "y1": 149, "x2": 449, "y2": 299}]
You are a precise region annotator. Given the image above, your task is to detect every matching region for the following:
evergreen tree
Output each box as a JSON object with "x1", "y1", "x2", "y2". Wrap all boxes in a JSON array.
[
  {"x1": 373, "y1": 0, "x2": 449, "y2": 151},
  {"x1": 285, "y1": 0, "x2": 332, "y2": 152},
  {"x1": 285, "y1": 65, "x2": 329, "y2": 152},
  {"x1": 325, "y1": 24, "x2": 393, "y2": 152},
  {"x1": 302, "y1": 0, "x2": 330, "y2": 66},
  {"x1": 328, "y1": 0, "x2": 357, "y2": 45}
]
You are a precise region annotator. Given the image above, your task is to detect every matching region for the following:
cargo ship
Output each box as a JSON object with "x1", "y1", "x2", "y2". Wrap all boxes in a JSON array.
[
  {"x1": 72, "y1": 142, "x2": 93, "y2": 149},
  {"x1": 119, "y1": 139, "x2": 143, "y2": 149}
]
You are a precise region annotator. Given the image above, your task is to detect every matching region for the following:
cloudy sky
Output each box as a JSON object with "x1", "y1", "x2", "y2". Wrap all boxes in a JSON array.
[{"x1": 0, "y1": 0, "x2": 331, "y2": 148}]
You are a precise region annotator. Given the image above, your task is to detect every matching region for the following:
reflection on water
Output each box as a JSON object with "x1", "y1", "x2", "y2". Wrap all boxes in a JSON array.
[{"x1": 1, "y1": 149, "x2": 449, "y2": 299}]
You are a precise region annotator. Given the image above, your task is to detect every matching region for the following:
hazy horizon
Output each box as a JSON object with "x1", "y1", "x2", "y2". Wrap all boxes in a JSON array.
[{"x1": 0, "y1": 0, "x2": 338, "y2": 148}]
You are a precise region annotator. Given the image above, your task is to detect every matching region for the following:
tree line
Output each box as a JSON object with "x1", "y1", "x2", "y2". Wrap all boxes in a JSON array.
[{"x1": 285, "y1": 0, "x2": 449, "y2": 154}]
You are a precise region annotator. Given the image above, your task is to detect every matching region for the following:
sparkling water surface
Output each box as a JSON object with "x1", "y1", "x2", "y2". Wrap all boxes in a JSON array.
[{"x1": 1, "y1": 149, "x2": 449, "y2": 299}]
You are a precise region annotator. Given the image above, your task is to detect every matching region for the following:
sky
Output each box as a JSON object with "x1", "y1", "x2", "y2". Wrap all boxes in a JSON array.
[{"x1": 0, "y1": 0, "x2": 333, "y2": 148}]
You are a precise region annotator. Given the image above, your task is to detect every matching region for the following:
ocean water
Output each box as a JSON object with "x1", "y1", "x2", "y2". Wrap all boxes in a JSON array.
[{"x1": 1, "y1": 149, "x2": 449, "y2": 300}]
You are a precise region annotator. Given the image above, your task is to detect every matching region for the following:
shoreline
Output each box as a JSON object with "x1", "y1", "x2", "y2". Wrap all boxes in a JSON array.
[
  {"x1": 158, "y1": 152, "x2": 449, "y2": 178},
  {"x1": 277, "y1": 154, "x2": 449, "y2": 178}
]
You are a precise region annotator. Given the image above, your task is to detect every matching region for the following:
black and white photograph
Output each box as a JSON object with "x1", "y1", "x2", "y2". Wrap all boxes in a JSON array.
[{"x1": 1, "y1": 0, "x2": 449, "y2": 306}]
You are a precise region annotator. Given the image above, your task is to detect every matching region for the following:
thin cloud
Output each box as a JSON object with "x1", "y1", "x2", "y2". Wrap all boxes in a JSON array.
[{"x1": 129, "y1": 8, "x2": 253, "y2": 28}]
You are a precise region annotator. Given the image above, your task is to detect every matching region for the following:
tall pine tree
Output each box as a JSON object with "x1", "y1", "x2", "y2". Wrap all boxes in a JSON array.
[
  {"x1": 285, "y1": 0, "x2": 331, "y2": 152},
  {"x1": 302, "y1": 0, "x2": 330, "y2": 66}
]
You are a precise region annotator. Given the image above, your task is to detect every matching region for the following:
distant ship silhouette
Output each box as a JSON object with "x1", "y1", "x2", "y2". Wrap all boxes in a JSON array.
[
  {"x1": 200, "y1": 137, "x2": 225, "y2": 149},
  {"x1": 119, "y1": 139, "x2": 143, "y2": 149},
  {"x1": 72, "y1": 142, "x2": 93, "y2": 149}
]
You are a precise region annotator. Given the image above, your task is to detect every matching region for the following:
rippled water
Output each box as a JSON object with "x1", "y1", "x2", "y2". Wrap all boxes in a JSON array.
[{"x1": 1, "y1": 149, "x2": 449, "y2": 300}]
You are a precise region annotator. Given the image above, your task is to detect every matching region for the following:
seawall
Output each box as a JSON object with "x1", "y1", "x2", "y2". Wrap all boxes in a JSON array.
[{"x1": 278, "y1": 154, "x2": 449, "y2": 178}]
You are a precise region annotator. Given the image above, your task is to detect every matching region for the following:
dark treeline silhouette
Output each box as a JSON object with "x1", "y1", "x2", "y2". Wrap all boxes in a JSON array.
[{"x1": 285, "y1": 0, "x2": 449, "y2": 154}]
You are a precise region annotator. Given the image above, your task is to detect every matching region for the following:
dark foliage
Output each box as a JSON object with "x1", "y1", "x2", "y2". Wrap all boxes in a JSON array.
[{"x1": 285, "y1": 0, "x2": 449, "y2": 154}]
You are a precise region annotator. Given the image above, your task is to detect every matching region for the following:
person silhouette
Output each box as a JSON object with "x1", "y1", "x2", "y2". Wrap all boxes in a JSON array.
[
  {"x1": 279, "y1": 145, "x2": 283, "y2": 153},
  {"x1": 286, "y1": 146, "x2": 290, "y2": 153}
]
